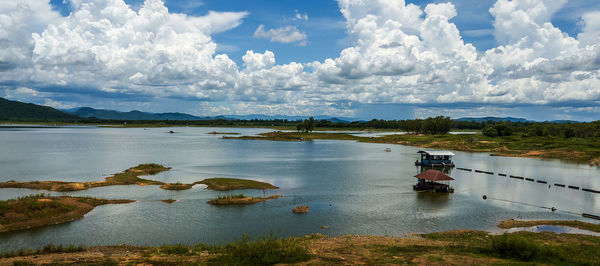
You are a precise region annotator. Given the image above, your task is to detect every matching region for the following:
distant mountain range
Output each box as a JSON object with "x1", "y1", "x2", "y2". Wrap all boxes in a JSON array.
[
  {"x1": 0, "y1": 97, "x2": 78, "y2": 121},
  {"x1": 63, "y1": 107, "x2": 214, "y2": 121},
  {"x1": 455, "y1": 117, "x2": 530, "y2": 122},
  {"x1": 63, "y1": 107, "x2": 355, "y2": 122},
  {"x1": 0, "y1": 97, "x2": 582, "y2": 123}
]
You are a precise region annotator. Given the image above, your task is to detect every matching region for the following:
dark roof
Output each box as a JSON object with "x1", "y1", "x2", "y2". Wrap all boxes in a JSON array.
[
  {"x1": 414, "y1": 170, "x2": 454, "y2": 181},
  {"x1": 417, "y1": 150, "x2": 455, "y2": 156}
]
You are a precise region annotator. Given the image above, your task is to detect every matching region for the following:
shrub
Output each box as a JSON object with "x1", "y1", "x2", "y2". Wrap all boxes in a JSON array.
[
  {"x1": 489, "y1": 234, "x2": 550, "y2": 261},
  {"x1": 210, "y1": 232, "x2": 311, "y2": 265},
  {"x1": 159, "y1": 244, "x2": 191, "y2": 255}
]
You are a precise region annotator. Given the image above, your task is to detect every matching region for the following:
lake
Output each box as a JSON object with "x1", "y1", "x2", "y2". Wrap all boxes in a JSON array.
[{"x1": 0, "y1": 126, "x2": 599, "y2": 251}]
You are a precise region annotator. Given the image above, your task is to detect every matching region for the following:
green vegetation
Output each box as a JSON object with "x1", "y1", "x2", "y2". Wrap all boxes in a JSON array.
[
  {"x1": 155, "y1": 233, "x2": 310, "y2": 264},
  {"x1": 206, "y1": 194, "x2": 281, "y2": 205},
  {"x1": 206, "y1": 131, "x2": 241, "y2": 135},
  {"x1": 196, "y1": 178, "x2": 278, "y2": 191},
  {"x1": 498, "y1": 219, "x2": 600, "y2": 233},
  {"x1": 3, "y1": 229, "x2": 600, "y2": 265},
  {"x1": 207, "y1": 233, "x2": 310, "y2": 265},
  {"x1": 483, "y1": 123, "x2": 513, "y2": 137},
  {"x1": 0, "y1": 194, "x2": 134, "y2": 232},
  {"x1": 296, "y1": 116, "x2": 315, "y2": 133},
  {"x1": 0, "y1": 244, "x2": 85, "y2": 259},
  {"x1": 420, "y1": 230, "x2": 600, "y2": 265},
  {"x1": 159, "y1": 182, "x2": 193, "y2": 190}
]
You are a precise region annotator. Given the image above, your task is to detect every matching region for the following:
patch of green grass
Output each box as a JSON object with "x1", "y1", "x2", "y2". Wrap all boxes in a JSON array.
[
  {"x1": 196, "y1": 178, "x2": 278, "y2": 191},
  {"x1": 488, "y1": 233, "x2": 550, "y2": 261},
  {"x1": 217, "y1": 194, "x2": 246, "y2": 200},
  {"x1": 208, "y1": 232, "x2": 311, "y2": 265},
  {"x1": 0, "y1": 244, "x2": 85, "y2": 258},
  {"x1": 159, "y1": 244, "x2": 191, "y2": 255},
  {"x1": 423, "y1": 231, "x2": 600, "y2": 265}
]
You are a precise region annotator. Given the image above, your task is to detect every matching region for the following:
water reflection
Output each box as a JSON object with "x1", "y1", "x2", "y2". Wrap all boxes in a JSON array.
[
  {"x1": 415, "y1": 192, "x2": 451, "y2": 208},
  {"x1": 0, "y1": 127, "x2": 598, "y2": 251}
]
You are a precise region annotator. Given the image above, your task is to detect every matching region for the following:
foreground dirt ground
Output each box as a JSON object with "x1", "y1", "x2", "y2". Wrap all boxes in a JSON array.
[{"x1": 4, "y1": 229, "x2": 599, "y2": 265}]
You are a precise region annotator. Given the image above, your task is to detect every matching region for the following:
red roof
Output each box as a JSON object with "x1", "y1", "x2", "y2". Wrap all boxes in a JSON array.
[{"x1": 414, "y1": 170, "x2": 454, "y2": 181}]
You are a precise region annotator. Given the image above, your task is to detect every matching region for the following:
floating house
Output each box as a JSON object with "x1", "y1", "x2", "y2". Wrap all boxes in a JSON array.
[
  {"x1": 413, "y1": 169, "x2": 454, "y2": 193},
  {"x1": 415, "y1": 150, "x2": 455, "y2": 167}
]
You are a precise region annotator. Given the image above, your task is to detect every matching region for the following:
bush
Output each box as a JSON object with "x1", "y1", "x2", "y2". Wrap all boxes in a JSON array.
[
  {"x1": 489, "y1": 234, "x2": 550, "y2": 261},
  {"x1": 211, "y1": 232, "x2": 311, "y2": 265},
  {"x1": 159, "y1": 244, "x2": 191, "y2": 255},
  {"x1": 0, "y1": 200, "x2": 9, "y2": 215}
]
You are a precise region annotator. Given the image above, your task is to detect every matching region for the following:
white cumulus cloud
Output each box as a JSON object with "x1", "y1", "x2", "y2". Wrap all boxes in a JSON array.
[
  {"x1": 253, "y1": 24, "x2": 307, "y2": 46},
  {"x1": 0, "y1": 0, "x2": 599, "y2": 118}
]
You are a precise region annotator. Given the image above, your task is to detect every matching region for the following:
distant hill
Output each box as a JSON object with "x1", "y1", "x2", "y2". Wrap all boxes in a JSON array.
[
  {"x1": 63, "y1": 108, "x2": 355, "y2": 122},
  {"x1": 455, "y1": 117, "x2": 530, "y2": 123},
  {"x1": 222, "y1": 114, "x2": 354, "y2": 122},
  {"x1": 64, "y1": 107, "x2": 211, "y2": 121},
  {"x1": 0, "y1": 97, "x2": 79, "y2": 121}
]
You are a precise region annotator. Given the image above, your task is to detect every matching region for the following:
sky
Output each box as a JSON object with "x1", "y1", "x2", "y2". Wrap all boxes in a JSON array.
[{"x1": 1, "y1": 0, "x2": 600, "y2": 121}]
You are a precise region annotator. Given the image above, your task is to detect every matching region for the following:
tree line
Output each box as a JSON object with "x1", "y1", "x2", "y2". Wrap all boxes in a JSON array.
[{"x1": 7, "y1": 114, "x2": 599, "y2": 138}]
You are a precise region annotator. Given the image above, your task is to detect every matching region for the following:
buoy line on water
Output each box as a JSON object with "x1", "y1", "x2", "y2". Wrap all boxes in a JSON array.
[{"x1": 482, "y1": 195, "x2": 582, "y2": 216}]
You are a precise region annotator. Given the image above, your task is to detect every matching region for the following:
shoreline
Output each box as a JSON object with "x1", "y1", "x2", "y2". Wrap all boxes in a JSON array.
[
  {"x1": 2, "y1": 220, "x2": 600, "y2": 264},
  {"x1": 226, "y1": 131, "x2": 600, "y2": 165}
]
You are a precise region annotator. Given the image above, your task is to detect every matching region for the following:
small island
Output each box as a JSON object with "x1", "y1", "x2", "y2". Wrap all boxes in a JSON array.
[
  {"x1": 293, "y1": 206, "x2": 310, "y2": 214},
  {"x1": 207, "y1": 194, "x2": 281, "y2": 205},
  {"x1": 0, "y1": 194, "x2": 134, "y2": 233},
  {"x1": 207, "y1": 131, "x2": 241, "y2": 135},
  {"x1": 195, "y1": 178, "x2": 278, "y2": 191},
  {"x1": 160, "y1": 182, "x2": 194, "y2": 190}
]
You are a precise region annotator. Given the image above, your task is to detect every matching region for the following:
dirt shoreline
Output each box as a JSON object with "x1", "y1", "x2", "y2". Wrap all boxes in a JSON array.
[{"x1": 2, "y1": 223, "x2": 600, "y2": 265}]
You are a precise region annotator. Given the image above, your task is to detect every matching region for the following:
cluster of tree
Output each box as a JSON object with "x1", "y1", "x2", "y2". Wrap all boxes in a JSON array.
[
  {"x1": 296, "y1": 117, "x2": 315, "y2": 133},
  {"x1": 482, "y1": 123, "x2": 513, "y2": 137}
]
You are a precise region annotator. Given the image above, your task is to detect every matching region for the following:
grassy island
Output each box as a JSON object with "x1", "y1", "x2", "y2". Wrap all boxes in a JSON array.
[
  {"x1": 0, "y1": 166, "x2": 281, "y2": 194},
  {"x1": 160, "y1": 182, "x2": 194, "y2": 191},
  {"x1": 207, "y1": 131, "x2": 241, "y2": 135},
  {"x1": 207, "y1": 194, "x2": 281, "y2": 205},
  {"x1": 0, "y1": 163, "x2": 170, "y2": 192},
  {"x1": 196, "y1": 178, "x2": 278, "y2": 191},
  {"x1": 498, "y1": 219, "x2": 600, "y2": 233},
  {"x1": 3, "y1": 227, "x2": 600, "y2": 265},
  {"x1": 0, "y1": 194, "x2": 133, "y2": 233},
  {"x1": 226, "y1": 131, "x2": 600, "y2": 165}
]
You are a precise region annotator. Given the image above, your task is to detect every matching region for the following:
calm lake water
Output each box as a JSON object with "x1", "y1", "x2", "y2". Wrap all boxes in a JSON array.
[{"x1": 0, "y1": 126, "x2": 599, "y2": 251}]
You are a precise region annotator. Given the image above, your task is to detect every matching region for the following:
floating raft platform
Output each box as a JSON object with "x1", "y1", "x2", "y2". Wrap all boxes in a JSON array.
[{"x1": 583, "y1": 213, "x2": 600, "y2": 220}]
